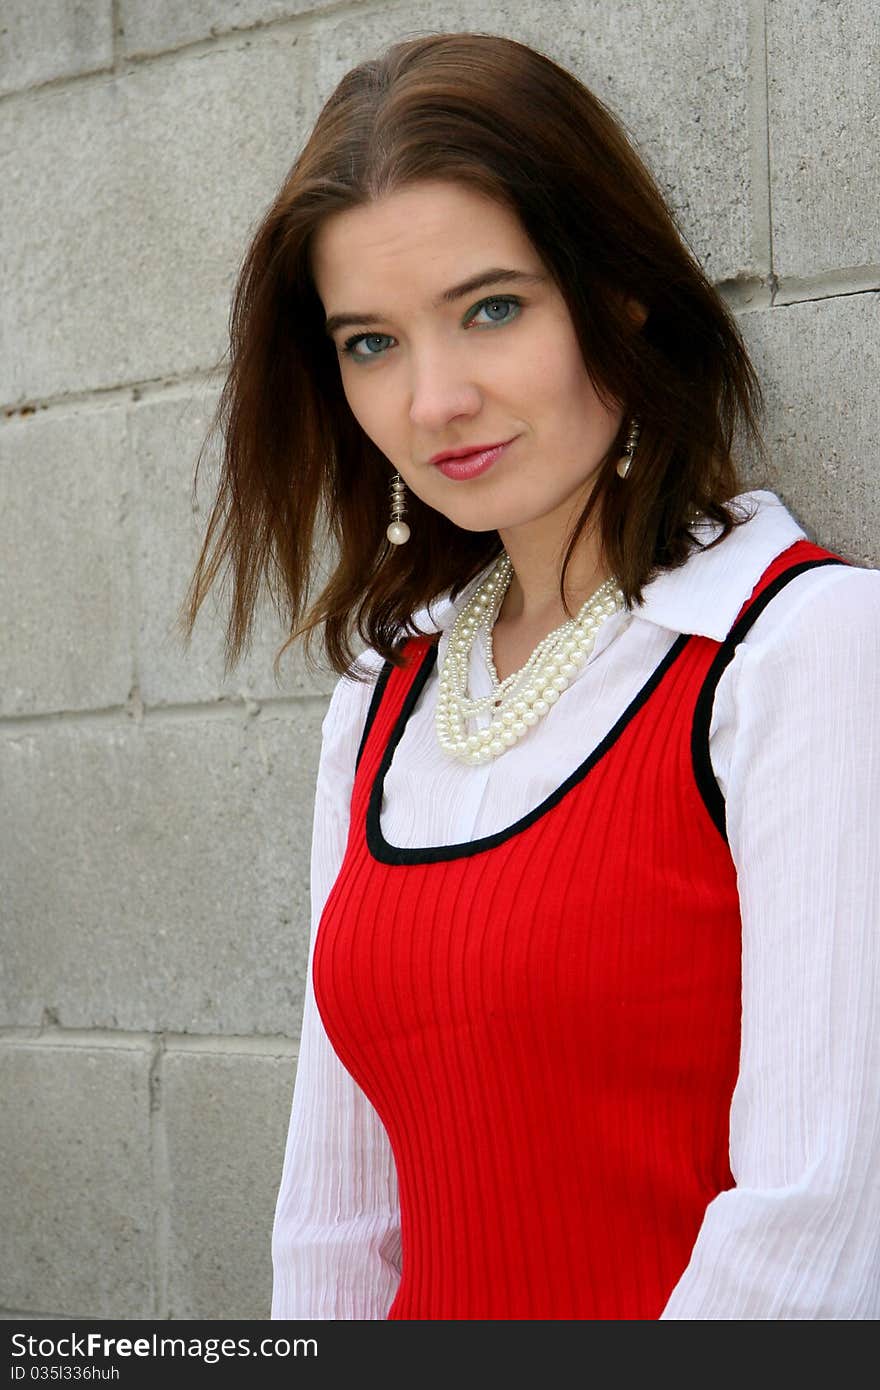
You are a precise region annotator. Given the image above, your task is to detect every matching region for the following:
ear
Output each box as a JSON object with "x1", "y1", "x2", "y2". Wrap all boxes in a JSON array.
[
  {"x1": 623, "y1": 296, "x2": 649, "y2": 330},
  {"x1": 608, "y1": 287, "x2": 649, "y2": 331}
]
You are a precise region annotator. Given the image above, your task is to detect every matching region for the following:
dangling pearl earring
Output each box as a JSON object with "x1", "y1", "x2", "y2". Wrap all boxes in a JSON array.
[
  {"x1": 386, "y1": 472, "x2": 411, "y2": 545},
  {"x1": 616, "y1": 417, "x2": 641, "y2": 478}
]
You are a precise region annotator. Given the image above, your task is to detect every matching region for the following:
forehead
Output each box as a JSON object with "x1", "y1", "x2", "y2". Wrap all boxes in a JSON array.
[{"x1": 310, "y1": 180, "x2": 538, "y2": 300}]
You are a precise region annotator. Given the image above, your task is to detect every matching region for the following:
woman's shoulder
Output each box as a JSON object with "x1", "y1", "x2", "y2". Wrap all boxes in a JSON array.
[
  {"x1": 322, "y1": 577, "x2": 484, "y2": 734},
  {"x1": 658, "y1": 488, "x2": 879, "y2": 644},
  {"x1": 318, "y1": 625, "x2": 431, "y2": 749},
  {"x1": 322, "y1": 647, "x2": 385, "y2": 741},
  {"x1": 730, "y1": 550, "x2": 880, "y2": 715},
  {"x1": 310, "y1": 651, "x2": 384, "y2": 802},
  {"x1": 744, "y1": 547, "x2": 880, "y2": 649}
]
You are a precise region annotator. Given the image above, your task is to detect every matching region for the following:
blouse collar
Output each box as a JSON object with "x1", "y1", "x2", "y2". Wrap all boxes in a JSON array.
[
  {"x1": 631, "y1": 489, "x2": 808, "y2": 640},
  {"x1": 422, "y1": 489, "x2": 808, "y2": 644}
]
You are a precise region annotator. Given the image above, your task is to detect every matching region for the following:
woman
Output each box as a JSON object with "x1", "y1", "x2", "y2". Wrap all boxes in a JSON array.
[{"x1": 179, "y1": 34, "x2": 880, "y2": 1319}]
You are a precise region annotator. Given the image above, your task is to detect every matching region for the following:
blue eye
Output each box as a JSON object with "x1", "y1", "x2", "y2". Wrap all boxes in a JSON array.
[
  {"x1": 468, "y1": 295, "x2": 521, "y2": 326},
  {"x1": 342, "y1": 332, "x2": 394, "y2": 362},
  {"x1": 339, "y1": 294, "x2": 522, "y2": 364}
]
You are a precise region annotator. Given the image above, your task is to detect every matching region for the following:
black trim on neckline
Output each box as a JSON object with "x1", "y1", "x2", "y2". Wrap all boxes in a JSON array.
[
  {"x1": 365, "y1": 631, "x2": 693, "y2": 865},
  {"x1": 691, "y1": 557, "x2": 847, "y2": 843},
  {"x1": 355, "y1": 655, "x2": 396, "y2": 775}
]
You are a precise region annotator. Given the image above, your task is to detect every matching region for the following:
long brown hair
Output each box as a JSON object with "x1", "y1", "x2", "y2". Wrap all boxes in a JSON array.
[{"x1": 177, "y1": 31, "x2": 763, "y2": 684}]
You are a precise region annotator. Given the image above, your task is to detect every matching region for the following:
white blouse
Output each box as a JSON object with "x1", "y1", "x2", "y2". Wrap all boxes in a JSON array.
[{"x1": 271, "y1": 489, "x2": 880, "y2": 1320}]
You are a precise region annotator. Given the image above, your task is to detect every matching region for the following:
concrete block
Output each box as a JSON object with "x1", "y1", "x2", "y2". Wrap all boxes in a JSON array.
[
  {"x1": 119, "y1": 0, "x2": 330, "y2": 59},
  {"x1": 308, "y1": 0, "x2": 755, "y2": 282},
  {"x1": 738, "y1": 293, "x2": 880, "y2": 568},
  {"x1": 0, "y1": 33, "x2": 312, "y2": 405},
  {"x1": 0, "y1": 1, "x2": 113, "y2": 97},
  {"x1": 0, "y1": 709, "x2": 324, "y2": 1035},
  {"x1": 163, "y1": 1043, "x2": 297, "y2": 1318},
  {"x1": 768, "y1": 0, "x2": 880, "y2": 279},
  {"x1": 128, "y1": 387, "x2": 336, "y2": 706},
  {"x1": 0, "y1": 406, "x2": 135, "y2": 717},
  {"x1": 0, "y1": 1037, "x2": 154, "y2": 1318}
]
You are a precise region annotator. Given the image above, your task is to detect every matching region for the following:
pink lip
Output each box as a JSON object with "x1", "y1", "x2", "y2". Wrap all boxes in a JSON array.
[{"x1": 431, "y1": 437, "x2": 516, "y2": 480}]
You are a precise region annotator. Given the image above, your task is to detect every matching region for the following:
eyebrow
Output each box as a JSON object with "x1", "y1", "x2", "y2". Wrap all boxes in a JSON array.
[{"x1": 323, "y1": 267, "x2": 547, "y2": 337}]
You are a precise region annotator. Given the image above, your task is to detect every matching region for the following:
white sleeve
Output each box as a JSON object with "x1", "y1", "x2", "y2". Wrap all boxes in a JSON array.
[
  {"x1": 271, "y1": 654, "x2": 402, "y2": 1319},
  {"x1": 661, "y1": 565, "x2": 880, "y2": 1319}
]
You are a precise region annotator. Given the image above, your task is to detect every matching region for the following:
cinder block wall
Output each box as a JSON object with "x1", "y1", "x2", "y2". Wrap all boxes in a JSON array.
[{"x1": 2, "y1": 1, "x2": 877, "y2": 1320}]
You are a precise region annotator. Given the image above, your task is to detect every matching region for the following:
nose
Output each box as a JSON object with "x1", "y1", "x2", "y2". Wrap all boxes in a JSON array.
[{"x1": 407, "y1": 342, "x2": 482, "y2": 433}]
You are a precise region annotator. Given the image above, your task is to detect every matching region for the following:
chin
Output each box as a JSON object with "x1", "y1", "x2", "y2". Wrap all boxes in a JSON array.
[{"x1": 439, "y1": 512, "x2": 498, "y2": 536}]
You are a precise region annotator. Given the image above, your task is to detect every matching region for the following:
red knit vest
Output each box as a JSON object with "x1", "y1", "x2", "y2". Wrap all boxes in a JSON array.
[{"x1": 312, "y1": 540, "x2": 845, "y2": 1320}]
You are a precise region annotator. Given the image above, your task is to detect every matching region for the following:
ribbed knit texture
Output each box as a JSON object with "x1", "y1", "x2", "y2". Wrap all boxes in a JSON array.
[{"x1": 312, "y1": 541, "x2": 841, "y2": 1320}]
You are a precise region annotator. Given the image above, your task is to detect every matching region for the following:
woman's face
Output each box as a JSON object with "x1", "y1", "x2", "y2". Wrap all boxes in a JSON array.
[{"x1": 311, "y1": 179, "x2": 624, "y2": 540}]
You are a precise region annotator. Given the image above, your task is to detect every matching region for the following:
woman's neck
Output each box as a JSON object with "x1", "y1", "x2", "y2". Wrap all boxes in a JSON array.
[{"x1": 495, "y1": 536, "x2": 610, "y2": 628}]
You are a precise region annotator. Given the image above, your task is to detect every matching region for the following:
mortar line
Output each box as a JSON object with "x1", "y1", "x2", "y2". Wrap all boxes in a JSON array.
[
  {"x1": 148, "y1": 1034, "x2": 170, "y2": 1319},
  {"x1": 761, "y1": 0, "x2": 778, "y2": 301},
  {"x1": 2, "y1": 369, "x2": 226, "y2": 421},
  {"x1": 0, "y1": 688, "x2": 332, "y2": 732},
  {"x1": 747, "y1": 0, "x2": 773, "y2": 285},
  {"x1": 0, "y1": 1306, "x2": 73, "y2": 1319},
  {"x1": 110, "y1": 0, "x2": 122, "y2": 71},
  {"x1": 122, "y1": 384, "x2": 142, "y2": 718},
  {"x1": 774, "y1": 271, "x2": 880, "y2": 306},
  {"x1": 0, "y1": 1025, "x2": 298, "y2": 1052},
  {"x1": 0, "y1": 0, "x2": 379, "y2": 107}
]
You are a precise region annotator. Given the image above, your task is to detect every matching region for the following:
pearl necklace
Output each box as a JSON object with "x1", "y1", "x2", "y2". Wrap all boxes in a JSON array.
[{"x1": 435, "y1": 551, "x2": 625, "y2": 764}]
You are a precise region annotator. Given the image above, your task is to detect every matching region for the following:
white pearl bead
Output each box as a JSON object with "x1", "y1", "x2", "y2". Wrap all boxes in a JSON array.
[
  {"x1": 386, "y1": 520, "x2": 410, "y2": 544},
  {"x1": 436, "y1": 554, "x2": 623, "y2": 764}
]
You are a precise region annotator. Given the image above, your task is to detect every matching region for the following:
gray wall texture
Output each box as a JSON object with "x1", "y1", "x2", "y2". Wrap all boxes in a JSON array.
[{"x1": 1, "y1": 0, "x2": 878, "y2": 1320}]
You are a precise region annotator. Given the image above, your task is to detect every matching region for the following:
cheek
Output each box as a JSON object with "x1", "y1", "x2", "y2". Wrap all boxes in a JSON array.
[
  {"x1": 340, "y1": 373, "x2": 393, "y2": 445},
  {"x1": 525, "y1": 341, "x2": 603, "y2": 425},
  {"x1": 553, "y1": 323, "x2": 617, "y2": 409},
  {"x1": 528, "y1": 335, "x2": 621, "y2": 450},
  {"x1": 517, "y1": 314, "x2": 587, "y2": 394}
]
